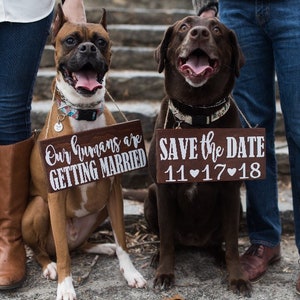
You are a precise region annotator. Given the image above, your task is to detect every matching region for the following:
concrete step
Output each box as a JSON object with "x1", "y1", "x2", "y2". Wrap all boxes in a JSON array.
[
  {"x1": 108, "y1": 24, "x2": 167, "y2": 47},
  {"x1": 89, "y1": 7, "x2": 193, "y2": 25},
  {"x1": 34, "y1": 66, "x2": 281, "y2": 106},
  {"x1": 84, "y1": 0, "x2": 192, "y2": 10},
  {"x1": 34, "y1": 68, "x2": 164, "y2": 101},
  {"x1": 111, "y1": 46, "x2": 156, "y2": 71},
  {"x1": 31, "y1": 99, "x2": 159, "y2": 141},
  {"x1": 40, "y1": 45, "x2": 157, "y2": 70},
  {"x1": 31, "y1": 98, "x2": 286, "y2": 141}
]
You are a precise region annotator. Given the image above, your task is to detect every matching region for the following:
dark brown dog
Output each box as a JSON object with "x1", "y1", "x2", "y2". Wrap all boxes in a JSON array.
[
  {"x1": 144, "y1": 16, "x2": 251, "y2": 295},
  {"x1": 22, "y1": 5, "x2": 146, "y2": 300}
]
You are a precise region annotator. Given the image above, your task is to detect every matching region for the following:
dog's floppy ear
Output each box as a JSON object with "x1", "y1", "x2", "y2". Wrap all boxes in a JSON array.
[
  {"x1": 154, "y1": 25, "x2": 174, "y2": 73},
  {"x1": 100, "y1": 8, "x2": 107, "y2": 31},
  {"x1": 229, "y1": 30, "x2": 245, "y2": 77},
  {"x1": 51, "y1": 3, "x2": 68, "y2": 45}
]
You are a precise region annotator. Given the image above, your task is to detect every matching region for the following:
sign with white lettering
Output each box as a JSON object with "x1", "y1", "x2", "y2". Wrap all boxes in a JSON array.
[
  {"x1": 156, "y1": 128, "x2": 266, "y2": 183},
  {"x1": 39, "y1": 120, "x2": 147, "y2": 193}
]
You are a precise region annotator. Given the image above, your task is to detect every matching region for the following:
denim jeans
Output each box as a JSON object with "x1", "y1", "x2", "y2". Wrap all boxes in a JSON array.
[
  {"x1": 219, "y1": 0, "x2": 300, "y2": 250},
  {"x1": 0, "y1": 11, "x2": 53, "y2": 145}
]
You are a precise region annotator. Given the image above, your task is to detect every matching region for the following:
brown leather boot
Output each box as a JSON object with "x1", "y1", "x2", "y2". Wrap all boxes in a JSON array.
[{"x1": 0, "y1": 136, "x2": 34, "y2": 289}]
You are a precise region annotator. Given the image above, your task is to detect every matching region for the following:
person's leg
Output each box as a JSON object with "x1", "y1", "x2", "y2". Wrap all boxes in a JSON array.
[
  {"x1": 0, "y1": 12, "x2": 53, "y2": 289},
  {"x1": 219, "y1": 0, "x2": 281, "y2": 281},
  {"x1": 269, "y1": 0, "x2": 300, "y2": 292},
  {"x1": 0, "y1": 13, "x2": 52, "y2": 144}
]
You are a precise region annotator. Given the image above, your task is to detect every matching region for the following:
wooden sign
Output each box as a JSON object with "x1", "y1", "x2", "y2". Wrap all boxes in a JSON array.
[
  {"x1": 156, "y1": 128, "x2": 266, "y2": 183},
  {"x1": 39, "y1": 120, "x2": 147, "y2": 193}
]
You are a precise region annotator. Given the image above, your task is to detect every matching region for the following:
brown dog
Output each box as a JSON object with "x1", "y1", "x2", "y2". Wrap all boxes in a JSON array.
[
  {"x1": 144, "y1": 16, "x2": 251, "y2": 295},
  {"x1": 22, "y1": 5, "x2": 146, "y2": 300}
]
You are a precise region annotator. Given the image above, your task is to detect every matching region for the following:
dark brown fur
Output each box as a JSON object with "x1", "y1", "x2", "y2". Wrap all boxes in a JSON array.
[{"x1": 144, "y1": 16, "x2": 251, "y2": 295}]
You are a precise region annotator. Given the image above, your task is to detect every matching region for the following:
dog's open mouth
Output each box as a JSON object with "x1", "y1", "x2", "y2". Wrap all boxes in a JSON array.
[
  {"x1": 61, "y1": 64, "x2": 104, "y2": 95},
  {"x1": 178, "y1": 49, "x2": 219, "y2": 82}
]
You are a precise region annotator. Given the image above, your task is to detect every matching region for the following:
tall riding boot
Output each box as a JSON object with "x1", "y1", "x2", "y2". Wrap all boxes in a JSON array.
[{"x1": 0, "y1": 136, "x2": 34, "y2": 289}]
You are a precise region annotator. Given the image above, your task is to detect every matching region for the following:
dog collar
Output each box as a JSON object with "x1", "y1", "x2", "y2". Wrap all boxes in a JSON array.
[
  {"x1": 169, "y1": 97, "x2": 231, "y2": 126},
  {"x1": 56, "y1": 88, "x2": 104, "y2": 121}
]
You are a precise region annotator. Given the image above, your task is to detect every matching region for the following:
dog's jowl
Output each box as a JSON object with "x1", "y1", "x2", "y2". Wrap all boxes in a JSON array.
[
  {"x1": 22, "y1": 5, "x2": 146, "y2": 300},
  {"x1": 144, "y1": 16, "x2": 252, "y2": 296}
]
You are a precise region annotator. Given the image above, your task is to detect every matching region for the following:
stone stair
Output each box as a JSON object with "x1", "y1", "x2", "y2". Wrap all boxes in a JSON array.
[{"x1": 31, "y1": 0, "x2": 290, "y2": 188}]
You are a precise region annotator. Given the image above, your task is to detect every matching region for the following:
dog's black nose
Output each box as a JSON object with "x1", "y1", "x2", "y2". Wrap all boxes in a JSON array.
[
  {"x1": 190, "y1": 26, "x2": 210, "y2": 40},
  {"x1": 78, "y1": 42, "x2": 97, "y2": 54}
]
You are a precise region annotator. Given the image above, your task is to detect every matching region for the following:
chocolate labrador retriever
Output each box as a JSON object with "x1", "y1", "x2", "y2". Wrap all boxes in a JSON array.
[{"x1": 144, "y1": 16, "x2": 251, "y2": 296}]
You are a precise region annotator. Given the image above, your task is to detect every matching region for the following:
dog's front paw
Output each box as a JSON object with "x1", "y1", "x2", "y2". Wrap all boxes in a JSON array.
[
  {"x1": 117, "y1": 247, "x2": 147, "y2": 288},
  {"x1": 57, "y1": 276, "x2": 76, "y2": 300},
  {"x1": 229, "y1": 278, "x2": 252, "y2": 298},
  {"x1": 120, "y1": 257, "x2": 147, "y2": 288},
  {"x1": 43, "y1": 262, "x2": 57, "y2": 280},
  {"x1": 153, "y1": 273, "x2": 174, "y2": 290},
  {"x1": 123, "y1": 268, "x2": 147, "y2": 288}
]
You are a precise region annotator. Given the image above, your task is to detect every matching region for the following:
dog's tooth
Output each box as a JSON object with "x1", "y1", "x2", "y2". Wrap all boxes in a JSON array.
[{"x1": 72, "y1": 72, "x2": 78, "y2": 81}]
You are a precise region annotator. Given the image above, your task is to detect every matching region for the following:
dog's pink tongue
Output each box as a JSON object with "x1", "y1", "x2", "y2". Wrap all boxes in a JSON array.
[
  {"x1": 181, "y1": 55, "x2": 213, "y2": 75},
  {"x1": 74, "y1": 71, "x2": 102, "y2": 91}
]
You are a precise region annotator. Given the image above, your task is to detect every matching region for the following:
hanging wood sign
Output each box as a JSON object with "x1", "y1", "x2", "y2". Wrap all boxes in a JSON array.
[
  {"x1": 156, "y1": 128, "x2": 266, "y2": 183},
  {"x1": 39, "y1": 120, "x2": 147, "y2": 193}
]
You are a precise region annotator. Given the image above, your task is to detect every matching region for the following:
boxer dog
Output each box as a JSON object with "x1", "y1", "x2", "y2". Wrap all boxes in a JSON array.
[
  {"x1": 22, "y1": 5, "x2": 146, "y2": 300},
  {"x1": 144, "y1": 16, "x2": 251, "y2": 296}
]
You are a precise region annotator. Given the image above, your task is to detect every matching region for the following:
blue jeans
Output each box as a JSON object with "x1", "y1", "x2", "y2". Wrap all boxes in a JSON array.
[
  {"x1": 0, "y1": 11, "x2": 53, "y2": 145},
  {"x1": 220, "y1": 0, "x2": 300, "y2": 250}
]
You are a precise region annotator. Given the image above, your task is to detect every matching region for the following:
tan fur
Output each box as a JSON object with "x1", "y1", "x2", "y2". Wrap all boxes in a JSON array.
[{"x1": 22, "y1": 5, "x2": 145, "y2": 299}]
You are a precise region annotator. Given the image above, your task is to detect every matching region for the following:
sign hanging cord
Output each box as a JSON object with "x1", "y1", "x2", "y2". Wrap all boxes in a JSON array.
[
  {"x1": 230, "y1": 96, "x2": 253, "y2": 128},
  {"x1": 45, "y1": 82, "x2": 57, "y2": 139},
  {"x1": 105, "y1": 88, "x2": 128, "y2": 122}
]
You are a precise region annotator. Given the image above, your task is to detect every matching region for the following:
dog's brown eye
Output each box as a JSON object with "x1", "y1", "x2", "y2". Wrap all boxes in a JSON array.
[
  {"x1": 213, "y1": 26, "x2": 221, "y2": 34},
  {"x1": 180, "y1": 23, "x2": 189, "y2": 31},
  {"x1": 65, "y1": 37, "x2": 76, "y2": 46},
  {"x1": 96, "y1": 38, "x2": 107, "y2": 48}
]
